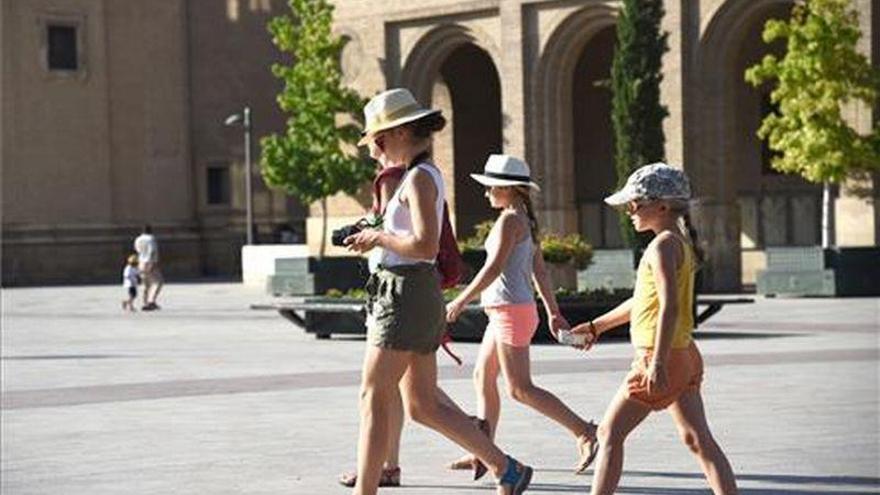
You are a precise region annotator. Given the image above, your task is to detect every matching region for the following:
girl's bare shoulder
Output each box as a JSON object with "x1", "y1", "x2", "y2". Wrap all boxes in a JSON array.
[
  {"x1": 649, "y1": 231, "x2": 684, "y2": 265},
  {"x1": 496, "y1": 210, "x2": 528, "y2": 241}
]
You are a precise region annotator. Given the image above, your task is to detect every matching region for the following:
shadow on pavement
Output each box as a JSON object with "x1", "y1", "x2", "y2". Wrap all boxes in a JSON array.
[
  {"x1": 531, "y1": 469, "x2": 879, "y2": 494},
  {"x1": 621, "y1": 470, "x2": 880, "y2": 487}
]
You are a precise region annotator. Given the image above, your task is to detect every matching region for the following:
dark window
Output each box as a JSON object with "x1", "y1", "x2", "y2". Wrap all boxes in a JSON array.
[
  {"x1": 47, "y1": 25, "x2": 78, "y2": 71},
  {"x1": 207, "y1": 166, "x2": 231, "y2": 205}
]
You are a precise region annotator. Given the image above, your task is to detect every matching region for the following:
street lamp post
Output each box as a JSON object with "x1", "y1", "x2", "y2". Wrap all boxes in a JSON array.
[{"x1": 224, "y1": 106, "x2": 255, "y2": 245}]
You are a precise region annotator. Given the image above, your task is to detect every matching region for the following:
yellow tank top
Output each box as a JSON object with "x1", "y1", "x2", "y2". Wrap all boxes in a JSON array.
[{"x1": 630, "y1": 235, "x2": 695, "y2": 349}]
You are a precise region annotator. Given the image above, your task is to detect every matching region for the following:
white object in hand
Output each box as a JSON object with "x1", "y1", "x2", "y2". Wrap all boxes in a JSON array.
[{"x1": 558, "y1": 330, "x2": 586, "y2": 346}]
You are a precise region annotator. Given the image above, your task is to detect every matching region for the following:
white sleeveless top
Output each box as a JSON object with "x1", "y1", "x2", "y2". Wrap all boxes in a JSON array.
[{"x1": 370, "y1": 163, "x2": 445, "y2": 271}]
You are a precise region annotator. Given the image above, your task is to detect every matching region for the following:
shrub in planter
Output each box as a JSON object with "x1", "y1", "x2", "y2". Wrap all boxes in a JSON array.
[{"x1": 540, "y1": 234, "x2": 593, "y2": 270}]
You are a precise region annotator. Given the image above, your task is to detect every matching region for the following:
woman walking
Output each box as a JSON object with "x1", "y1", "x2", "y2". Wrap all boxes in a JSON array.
[
  {"x1": 570, "y1": 163, "x2": 738, "y2": 495},
  {"x1": 339, "y1": 116, "x2": 483, "y2": 489},
  {"x1": 445, "y1": 155, "x2": 599, "y2": 478},
  {"x1": 344, "y1": 88, "x2": 532, "y2": 495}
]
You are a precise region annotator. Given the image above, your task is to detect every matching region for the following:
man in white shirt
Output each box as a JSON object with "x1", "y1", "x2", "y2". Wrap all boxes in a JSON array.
[{"x1": 134, "y1": 224, "x2": 164, "y2": 310}]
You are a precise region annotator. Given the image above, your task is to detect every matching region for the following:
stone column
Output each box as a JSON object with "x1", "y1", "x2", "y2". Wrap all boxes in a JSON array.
[
  {"x1": 835, "y1": 0, "x2": 877, "y2": 246},
  {"x1": 691, "y1": 198, "x2": 742, "y2": 292}
]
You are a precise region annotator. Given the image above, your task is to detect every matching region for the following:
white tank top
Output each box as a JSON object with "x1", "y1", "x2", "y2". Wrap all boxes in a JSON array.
[{"x1": 371, "y1": 162, "x2": 445, "y2": 270}]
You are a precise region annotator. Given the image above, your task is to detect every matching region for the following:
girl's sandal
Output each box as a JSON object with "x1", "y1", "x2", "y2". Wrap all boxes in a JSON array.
[
  {"x1": 574, "y1": 421, "x2": 600, "y2": 474},
  {"x1": 448, "y1": 416, "x2": 491, "y2": 480},
  {"x1": 338, "y1": 466, "x2": 401, "y2": 488},
  {"x1": 472, "y1": 416, "x2": 491, "y2": 481},
  {"x1": 496, "y1": 456, "x2": 533, "y2": 495}
]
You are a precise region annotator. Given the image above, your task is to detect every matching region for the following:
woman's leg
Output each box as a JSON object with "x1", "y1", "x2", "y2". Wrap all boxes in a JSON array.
[
  {"x1": 496, "y1": 342, "x2": 593, "y2": 438},
  {"x1": 384, "y1": 386, "x2": 405, "y2": 470},
  {"x1": 669, "y1": 390, "x2": 738, "y2": 495},
  {"x1": 400, "y1": 351, "x2": 510, "y2": 476},
  {"x1": 475, "y1": 326, "x2": 502, "y2": 435},
  {"x1": 353, "y1": 346, "x2": 411, "y2": 495},
  {"x1": 590, "y1": 385, "x2": 651, "y2": 495}
]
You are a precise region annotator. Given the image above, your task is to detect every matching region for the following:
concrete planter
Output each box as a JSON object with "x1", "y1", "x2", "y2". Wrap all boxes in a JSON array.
[
  {"x1": 241, "y1": 244, "x2": 309, "y2": 287},
  {"x1": 266, "y1": 256, "x2": 366, "y2": 296},
  {"x1": 756, "y1": 246, "x2": 880, "y2": 297},
  {"x1": 546, "y1": 262, "x2": 578, "y2": 290},
  {"x1": 578, "y1": 248, "x2": 637, "y2": 292}
]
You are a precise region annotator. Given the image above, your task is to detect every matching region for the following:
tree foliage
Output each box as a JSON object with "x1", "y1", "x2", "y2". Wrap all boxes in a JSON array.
[
  {"x1": 610, "y1": 0, "x2": 669, "y2": 247},
  {"x1": 745, "y1": 0, "x2": 880, "y2": 184},
  {"x1": 260, "y1": 0, "x2": 371, "y2": 207}
]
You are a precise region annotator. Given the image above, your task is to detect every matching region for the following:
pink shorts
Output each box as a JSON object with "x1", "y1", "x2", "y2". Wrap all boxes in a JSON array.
[{"x1": 484, "y1": 303, "x2": 539, "y2": 347}]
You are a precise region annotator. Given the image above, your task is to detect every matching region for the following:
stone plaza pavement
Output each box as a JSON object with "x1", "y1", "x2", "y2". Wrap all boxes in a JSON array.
[{"x1": 1, "y1": 283, "x2": 878, "y2": 495}]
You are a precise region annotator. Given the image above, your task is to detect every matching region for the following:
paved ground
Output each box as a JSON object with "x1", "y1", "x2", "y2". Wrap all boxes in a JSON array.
[{"x1": 1, "y1": 283, "x2": 878, "y2": 494}]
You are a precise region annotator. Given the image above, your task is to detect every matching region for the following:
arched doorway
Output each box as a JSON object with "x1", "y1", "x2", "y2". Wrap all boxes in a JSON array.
[
  {"x1": 733, "y1": 4, "x2": 820, "y2": 256},
  {"x1": 400, "y1": 26, "x2": 503, "y2": 238},
  {"x1": 572, "y1": 25, "x2": 618, "y2": 247},
  {"x1": 696, "y1": 0, "x2": 809, "y2": 288},
  {"x1": 529, "y1": 4, "x2": 617, "y2": 235},
  {"x1": 440, "y1": 44, "x2": 502, "y2": 236}
]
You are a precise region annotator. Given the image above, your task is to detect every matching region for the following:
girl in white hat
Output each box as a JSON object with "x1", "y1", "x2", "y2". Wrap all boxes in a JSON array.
[
  {"x1": 445, "y1": 154, "x2": 599, "y2": 477},
  {"x1": 569, "y1": 163, "x2": 737, "y2": 495},
  {"x1": 345, "y1": 89, "x2": 532, "y2": 495}
]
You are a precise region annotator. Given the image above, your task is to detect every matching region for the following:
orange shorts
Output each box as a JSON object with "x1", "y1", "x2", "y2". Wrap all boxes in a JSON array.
[
  {"x1": 625, "y1": 341, "x2": 704, "y2": 410},
  {"x1": 484, "y1": 303, "x2": 539, "y2": 347}
]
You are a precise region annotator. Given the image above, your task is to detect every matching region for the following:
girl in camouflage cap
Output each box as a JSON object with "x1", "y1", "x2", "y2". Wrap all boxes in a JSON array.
[{"x1": 571, "y1": 163, "x2": 738, "y2": 495}]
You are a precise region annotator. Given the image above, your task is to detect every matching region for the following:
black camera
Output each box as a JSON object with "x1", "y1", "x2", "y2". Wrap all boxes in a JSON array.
[
  {"x1": 331, "y1": 223, "x2": 364, "y2": 247},
  {"x1": 331, "y1": 216, "x2": 383, "y2": 247}
]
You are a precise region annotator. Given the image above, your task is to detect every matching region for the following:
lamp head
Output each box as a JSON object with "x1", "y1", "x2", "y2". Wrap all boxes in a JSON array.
[{"x1": 224, "y1": 113, "x2": 243, "y2": 126}]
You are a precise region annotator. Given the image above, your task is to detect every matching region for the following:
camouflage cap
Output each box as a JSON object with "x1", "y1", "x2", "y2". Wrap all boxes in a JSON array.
[{"x1": 604, "y1": 162, "x2": 691, "y2": 206}]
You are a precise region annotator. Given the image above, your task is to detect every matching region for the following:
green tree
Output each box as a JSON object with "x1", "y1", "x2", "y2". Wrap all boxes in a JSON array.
[
  {"x1": 261, "y1": 0, "x2": 371, "y2": 255},
  {"x1": 745, "y1": 0, "x2": 879, "y2": 247},
  {"x1": 610, "y1": 0, "x2": 669, "y2": 248}
]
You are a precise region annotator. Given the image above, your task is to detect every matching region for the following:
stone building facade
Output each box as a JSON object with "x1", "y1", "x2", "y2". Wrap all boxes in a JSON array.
[
  {"x1": 2, "y1": 0, "x2": 305, "y2": 285},
  {"x1": 2, "y1": 0, "x2": 877, "y2": 289}
]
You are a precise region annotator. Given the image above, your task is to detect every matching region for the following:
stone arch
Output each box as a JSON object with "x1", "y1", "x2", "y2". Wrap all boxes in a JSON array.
[
  {"x1": 400, "y1": 24, "x2": 503, "y2": 236},
  {"x1": 529, "y1": 4, "x2": 618, "y2": 235},
  {"x1": 400, "y1": 23, "x2": 500, "y2": 105},
  {"x1": 693, "y1": 0, "x2": 799, "y2": 290}
]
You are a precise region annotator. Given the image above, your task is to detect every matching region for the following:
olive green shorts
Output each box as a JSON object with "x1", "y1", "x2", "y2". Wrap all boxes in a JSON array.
[{"x1": 364, "y1": 263, "x2": 445, "y2": 354}]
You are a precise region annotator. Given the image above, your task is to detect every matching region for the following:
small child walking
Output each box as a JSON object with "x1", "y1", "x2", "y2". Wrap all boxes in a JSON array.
[
  {"x1": 570, "y1": 163, "x2": 737, "y2": 495},
  {"x1": 445, "y1": 154, "x2": 599, "y2": 478},
  {"x1": 121, "y1": 254, "x2": 140, "y2": 312}
]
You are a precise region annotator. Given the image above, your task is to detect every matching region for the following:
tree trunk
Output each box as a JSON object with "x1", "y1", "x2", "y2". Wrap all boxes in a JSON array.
[
  {"x1": 821, "y1": 181, "x2": 835, "y2": 248},
  {"x1": 319, "y1": 197, "x2": 328, "y2": 258}
]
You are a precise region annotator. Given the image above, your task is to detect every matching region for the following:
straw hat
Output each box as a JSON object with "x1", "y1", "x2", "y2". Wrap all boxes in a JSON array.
[
  {"x1": 470, "y1": 154, "x2": 540, "y2": 191},
  {"x1": 358, "y1": 88, "x2": 441, "y2": 146}
]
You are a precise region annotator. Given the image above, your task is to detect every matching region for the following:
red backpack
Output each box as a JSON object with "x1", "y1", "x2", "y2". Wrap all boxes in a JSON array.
[{"x1": 437, "y1": 202, "x2": 464, "y2": 289}]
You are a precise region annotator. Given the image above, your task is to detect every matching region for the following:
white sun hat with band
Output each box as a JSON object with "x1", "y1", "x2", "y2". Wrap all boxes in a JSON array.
[
  {"x1": 604, "y1": 162, "x2": 691, "y2": 206},
  {"x1": 470, "y1": 154, "x2": 541, "y2": 191},
  {"x1": 358, "y1": 88, "x2": 441, "y2": 146}
]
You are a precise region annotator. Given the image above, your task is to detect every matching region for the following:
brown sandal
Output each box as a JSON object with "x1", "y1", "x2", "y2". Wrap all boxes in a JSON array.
[
  {"x1": 574, "y1": 421, "x2": 600, "y2": 474},
  {"x1": 472, "y1": 417, "x2": 490, "y2": 480},
  {"x1": 338, "y1": 466, "x2": 400, "y2": 487},
  {"x1": 447, "y1": 416, "x2": 491, "y2": 480}
]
